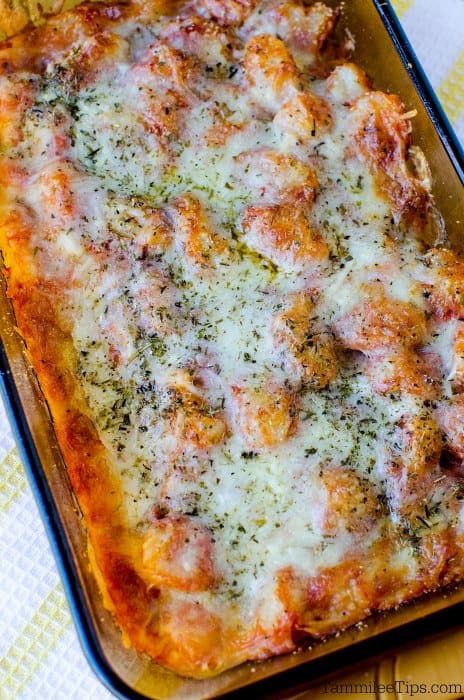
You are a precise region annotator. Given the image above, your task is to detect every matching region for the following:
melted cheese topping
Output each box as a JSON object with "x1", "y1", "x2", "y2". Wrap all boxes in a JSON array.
[{"x1": 2, "y1": 0, "x2": 464, "y2": 678}]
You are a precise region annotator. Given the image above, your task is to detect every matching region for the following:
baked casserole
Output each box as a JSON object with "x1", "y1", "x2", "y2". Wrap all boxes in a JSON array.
[{"x1": 0, "y1": 0, "x2": 464, "y2": 679}]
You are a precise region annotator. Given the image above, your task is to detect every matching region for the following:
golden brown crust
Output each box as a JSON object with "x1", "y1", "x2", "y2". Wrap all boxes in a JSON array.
[
  {"x1": 0, "y1": 188, "x2": 162, "y2": 666},
  {"x1": 0, "y1": 0, "x2": 31, "y2": 39}
]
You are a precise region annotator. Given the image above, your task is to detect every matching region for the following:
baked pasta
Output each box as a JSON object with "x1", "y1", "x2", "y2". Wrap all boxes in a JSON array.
[{"x1": 1, "y1": 0, "x2": 464, "y2": 679}]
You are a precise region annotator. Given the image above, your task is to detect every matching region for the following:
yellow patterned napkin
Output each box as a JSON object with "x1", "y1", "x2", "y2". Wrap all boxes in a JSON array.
[{"x1": 0, "y1": 1, "x2": 463, "y2": 698}]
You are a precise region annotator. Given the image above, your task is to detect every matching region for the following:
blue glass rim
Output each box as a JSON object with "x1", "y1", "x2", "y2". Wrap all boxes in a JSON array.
[{"x1": 374, "y1": 0, "x2": 464, "y2": 184}]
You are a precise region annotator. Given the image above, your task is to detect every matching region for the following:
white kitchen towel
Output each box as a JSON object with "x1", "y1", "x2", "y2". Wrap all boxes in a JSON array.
[{"x1": 1, "y1": 1, "x2": 463, "y2": 698}]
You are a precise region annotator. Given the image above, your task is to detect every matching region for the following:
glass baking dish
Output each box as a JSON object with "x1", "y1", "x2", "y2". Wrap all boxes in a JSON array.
[{"x1": 0, "y1": 1, "x2": 463, "y2": 698}]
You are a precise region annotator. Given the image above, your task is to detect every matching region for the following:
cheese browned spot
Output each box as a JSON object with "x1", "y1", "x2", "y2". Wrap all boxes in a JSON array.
[{"x1": 1, "y1": 0, "x2": 464, "y2": 680}]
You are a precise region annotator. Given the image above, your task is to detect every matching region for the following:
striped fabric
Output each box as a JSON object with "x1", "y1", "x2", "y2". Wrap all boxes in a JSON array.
[
  {"x1": 397, "y1": 0, "x2": 464, "y2": 141},
  {"x1": 0, "y1": 2, "x2": 463, "y2": 698}
]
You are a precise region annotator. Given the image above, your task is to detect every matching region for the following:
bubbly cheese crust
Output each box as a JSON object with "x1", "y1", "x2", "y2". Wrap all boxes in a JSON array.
[{"x1": 1, "y1": 0, "x2": 464, "y2": 678}]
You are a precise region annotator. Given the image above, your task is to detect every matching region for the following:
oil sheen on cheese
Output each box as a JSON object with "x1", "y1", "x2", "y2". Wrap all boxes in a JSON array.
[{"x1": 11, "y1": 5, "x2": 460, "y2": 635}]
